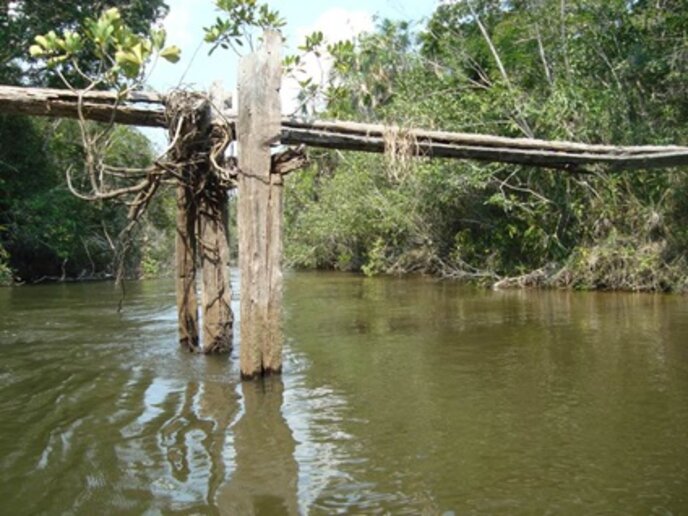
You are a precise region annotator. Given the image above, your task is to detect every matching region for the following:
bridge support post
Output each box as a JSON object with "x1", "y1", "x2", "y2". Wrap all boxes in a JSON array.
[
  {"x1": 198, "y1": 172, "x2": 233, "y2": 353},
  {"x1": 237, "y1": 31, "x2": 284, "y2": 379},
  {"x1": 198, "y1": 86, "x2": 233, "y2": 353},
  {"x1": 170, "y1": 90, "x2": 234, "y2": 354},
  {"x1": 175, "y1": 180, "x2": 199, "y2": 351}
]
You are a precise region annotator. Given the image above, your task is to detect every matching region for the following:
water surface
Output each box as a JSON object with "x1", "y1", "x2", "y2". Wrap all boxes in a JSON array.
[{"x1": 0, "y1": 272, "x2": 687, "y2": 514}]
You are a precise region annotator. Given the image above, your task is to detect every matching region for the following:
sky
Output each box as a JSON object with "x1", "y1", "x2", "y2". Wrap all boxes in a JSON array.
[{"x1": 142, "y1": 0, "x2": 439, "y2": 147}]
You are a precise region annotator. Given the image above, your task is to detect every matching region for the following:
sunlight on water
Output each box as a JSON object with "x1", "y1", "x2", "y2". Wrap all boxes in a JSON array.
[{"x1": 0, "y1": 272, "x2": 687, "y2": 514}]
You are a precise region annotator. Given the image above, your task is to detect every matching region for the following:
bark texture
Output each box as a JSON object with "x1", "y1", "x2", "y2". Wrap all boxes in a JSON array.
[
  {"x1": 175, "y1": 182, "x2": 199, "y2": 351},
  {"x1": 199, "y1": 179, "x2": 232, "y2": 353},
  {"x1": 168, "y1": 91, "x2": 234, "y2": 354},
  {"x1": 3, "y1": 84, "x2": 688, "y2": 170},
  {"x1": 0, "y1": 85, "x2": 165, "y2": 127},
  {"x1": 237, "y1": 31, "x2": 284, "y2": 379}
]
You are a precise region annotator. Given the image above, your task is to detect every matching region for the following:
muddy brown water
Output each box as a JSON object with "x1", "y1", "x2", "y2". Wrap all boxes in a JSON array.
[{"x1": 1, "y1": 271, "x2": 687, "y2": 514}]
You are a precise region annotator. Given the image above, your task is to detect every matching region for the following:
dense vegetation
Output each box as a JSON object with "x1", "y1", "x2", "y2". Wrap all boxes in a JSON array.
[
  {"x1": 284, "y1": 0, "x2": 688, "y2": 292},
  {"x1": 0, "y1": 1, "x2": 174, "y2": 284},
  {"x1": 2, "y1": 0, "x2": 687, "y2": 292}
]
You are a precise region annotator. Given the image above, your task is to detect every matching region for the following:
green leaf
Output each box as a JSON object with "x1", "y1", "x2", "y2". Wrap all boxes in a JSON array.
[
  {"x1": 102, "y1": 7, "x2": 121, "y2": 23},
  {"x1": 29, "y1": 45, "x2": 45, "y2": 57},
  {"x1": 34, "y1": 35, "x2": 49, "y2": 49},
  {"x1": 131, "y1": 42, "x2": 145, "y2": 65},
  {"x1": 46, "y1": 55, "x2": 69, "y2": 67},
  {"x1": 62, "y1": 32, "x2": 82, "y2": 54},
  {"x1": 160, "y1": 45, "x2": 181, "y2": 63},
  {"x1": 151, "y1": 28, "x2": 166, "y2": 50},
  {"x1": 115, "y1": 50, "x2": 139, "y2": 66}
]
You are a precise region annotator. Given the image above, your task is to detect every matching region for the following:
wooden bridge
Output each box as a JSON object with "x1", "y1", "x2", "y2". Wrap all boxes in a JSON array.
[{"x1": 2, "y1": 31, "x2": 687, "y2": 379}]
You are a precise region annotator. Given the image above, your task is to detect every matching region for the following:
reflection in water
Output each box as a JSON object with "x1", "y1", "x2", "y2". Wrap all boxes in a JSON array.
[
  {"x1": 0, "y1": 274, "x2": 687, "y2": 513},
  {"x1": 283, "y1": 273, "x2": 688, "y2": 513},
  {"x1": 114, "y1": 360, "x2": 242, "y2": 513},
  {"x1": 219, "y1": 378, "x2": 299, "y2": 515}
]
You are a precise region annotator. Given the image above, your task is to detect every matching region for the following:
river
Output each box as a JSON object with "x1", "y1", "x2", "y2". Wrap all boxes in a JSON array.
[{"x1": 1, "y1": 272, "x2": 687, "y2": 514}]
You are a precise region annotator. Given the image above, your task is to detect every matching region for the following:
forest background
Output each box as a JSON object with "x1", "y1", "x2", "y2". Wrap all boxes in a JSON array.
[{"x1": 1, "y1": 0, "x2": 687, "y2": 292}]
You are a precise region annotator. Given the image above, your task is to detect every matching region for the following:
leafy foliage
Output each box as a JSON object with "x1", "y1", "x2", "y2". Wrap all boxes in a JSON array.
[
  {"x1": 284, "y1": 0, "x2": 688, "y2": 291},
  {"x1": 0, "y1": 1, "x2": 172, "y2": 284},
  {"x1": 0, "y1": 114, "x2": 173, "y2": 283},
  {"x1": 1, "y1": 0, "x2": 169, "y2": 86},
  {"x1": 29, "y1": 7, "x2": 180, "y2": 88},
  {"x1": 204, "y1": 0, "x2": 286, "y2": 55}
]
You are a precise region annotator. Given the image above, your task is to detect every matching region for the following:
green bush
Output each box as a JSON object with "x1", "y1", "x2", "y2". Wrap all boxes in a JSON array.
[{"x1": 283, "y1": 1, "x2": 688, "y2": 292}]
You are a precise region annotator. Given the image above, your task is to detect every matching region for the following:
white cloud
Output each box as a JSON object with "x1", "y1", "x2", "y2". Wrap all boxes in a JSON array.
[
  {"x1": 282, "y1": 8, "x2": 374, "y2": 115},
  {"x1": 162, "y1": 0, "x2": 195, "y2": 49},
  {"x1": 294, "y1": 8, "x2": 374, "y2": 46}
]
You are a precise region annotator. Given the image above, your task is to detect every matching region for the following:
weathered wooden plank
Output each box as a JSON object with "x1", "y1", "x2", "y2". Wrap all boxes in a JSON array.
[
  {"x1": 175, "y1": 182, "x2": 199, "y2": 351},
  {"x1": 237, "y1": 31, "x2": 284, "y2": 379},
  {"x1": 280, "y1": 118, "x2": 688, "y2": 155},
  {"x1": 607, "y1": 150, "x2": 688, "y2": 170},
  {"x1": 198, "y1": 85, "x2": 233, "y2": 354},
  {"x1": 2, "y1": 84, "x2": 687, "y2": 170},
  {"x1": 199, "y1": 185, "x2": 233, "y2": 353},
  {"x1": 280, "y1": 128, "x2": 688, "y2": 171},
  {"x1": 0, "y1": 85, "x2": 166, "y2": 127}
]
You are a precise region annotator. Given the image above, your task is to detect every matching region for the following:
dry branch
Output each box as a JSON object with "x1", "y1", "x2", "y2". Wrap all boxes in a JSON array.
[{"x1": 271, "y1": 145, "x2": 308, "y2": 176}]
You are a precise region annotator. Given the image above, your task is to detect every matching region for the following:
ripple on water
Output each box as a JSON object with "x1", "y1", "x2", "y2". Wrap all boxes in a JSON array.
[{"x1": 0, "y1": 275, "x2": 687, "y2": 514}]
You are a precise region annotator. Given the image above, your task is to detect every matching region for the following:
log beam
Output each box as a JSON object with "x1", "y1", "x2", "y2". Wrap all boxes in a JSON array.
[
  {"x1": 279, "y1": 127, "x2": 688, "y2": 171},
  {"x1": 2, "y1": 84, "x2": 687, "y2": 170},
  {"x1": 0, "y1": 85, "x2": 166, "y2": 127},
  {"x1": 279, "y1": 118, "x2": 688, "y2": 155}
]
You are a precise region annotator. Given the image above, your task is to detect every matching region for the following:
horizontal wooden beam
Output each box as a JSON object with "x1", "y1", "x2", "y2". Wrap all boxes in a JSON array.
[
  {"x1": 0, "y1": 85, "x2": 166, "y2": 127},
  {"x1": 1, "y1": 84, "x2": 688, "y2": 171},
  {"x1": 280, "y1": 118, "x2": 688, "y2": 156},
  {"x1": 280, "y1": 127, "x2": 688, "y2": 171}
]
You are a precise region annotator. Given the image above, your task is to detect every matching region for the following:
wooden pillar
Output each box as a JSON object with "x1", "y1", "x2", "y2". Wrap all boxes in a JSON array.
[
  {"x1": 199, "y1": 182, "x2": 233, "y2": 353},
  {"x1": 170, "y1": 89, "x2": 234, "y2": 354},
  {"x1": 198, "y1": 85, "x2": 234, "y2": 354},
  {"x1": 237, "y1": 31, "x2": 284, "y2": 379},
  {"x1": 175, "y1": 181, "x2": 199, "y2": 350}
]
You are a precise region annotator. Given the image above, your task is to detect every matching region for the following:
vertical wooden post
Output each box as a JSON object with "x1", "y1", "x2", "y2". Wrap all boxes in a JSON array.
[
  {"x1": 237, "y1": 31, "x2": 284, "y2": 379},
  {"x1": 198, "y1": 85, "x2": 233, "y2": 353},
  {"x1": 175, "y1": 182, "x2": 199, "y2": 350},
  {"x1": 198, "y1": 180, "x2": 233, "y2": 353}
]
